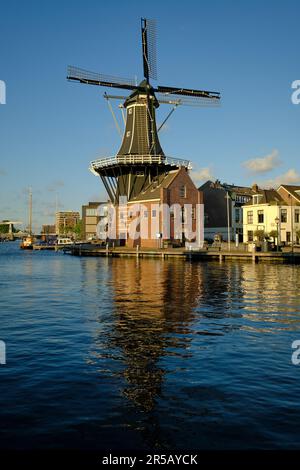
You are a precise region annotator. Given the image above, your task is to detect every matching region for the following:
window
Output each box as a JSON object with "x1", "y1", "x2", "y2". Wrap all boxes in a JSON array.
[
  {"x1": 258, "y1": 210, "x2": 264, "y2": 223},
  {"x1": 86, "y1": 208, "x2": 97, "y2": 216},
  {"x1": 248, "y1": 230, "x2": 254, "y2": 242},
  {"x1": 286, "y1": 232, "x2": 291, "y2": 243},
  {"x1": 281, "y1": 209, "x2": 287, "y2": 223},
  {"x1": 144, "y1": 211, "x2": 148, "y2": 218},
  {"x1": 295, "y1": 209, "x2": 300, "y2": 223},
  {"x1": 253, "y1": 194, "x2": 263, "y2": 205},
  {"x1": 247, "y1": 211, "x2": 253, "y2": 224},
  {"x1": 235, "y1": 208, "x2": 240, "y2": 223},
  {"x1": 236, "y1": 195, "x2": 250, "y2": 204},
  {"x1": 179, "y1": 185, "x2": 186, "y2": 198},
  {"x1": 152, "y1": 210, "x2": 157, "y2": 218}
]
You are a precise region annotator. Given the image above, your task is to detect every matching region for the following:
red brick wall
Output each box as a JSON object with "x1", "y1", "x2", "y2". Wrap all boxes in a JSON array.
[{"x1": 112, "y1": 168, "x2": 203, "y2": 248}]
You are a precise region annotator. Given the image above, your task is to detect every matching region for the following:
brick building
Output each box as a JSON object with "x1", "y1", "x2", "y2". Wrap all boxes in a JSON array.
[{"x1": 116, "y1": 167, "x2": 202, "y2": 248}]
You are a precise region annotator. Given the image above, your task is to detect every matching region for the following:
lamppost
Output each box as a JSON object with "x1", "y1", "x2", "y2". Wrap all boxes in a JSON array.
[
  {"x1": 275, "y1": 216, "x2": 279, "y2": 252},
  {"x1": 225, "y1": 192, "x2": 231, "y2": 251},
  {"x1": 289, "y1": 193, "x2": 294, "y2": 253}
]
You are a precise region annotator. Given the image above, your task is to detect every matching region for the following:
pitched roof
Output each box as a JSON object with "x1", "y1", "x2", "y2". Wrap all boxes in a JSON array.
[
  {"x1": 199, "y1": 180, "x2": 257, "y2": 196},
  {"x1": 128, "y1": 169, "x2": 180, "y2": 202},
  {"x1": 278, "y1": 184, "x2": 300, "y2": 203},
  {"x1": 244, "y1": 189, "x2": 285, "y2": 205}
]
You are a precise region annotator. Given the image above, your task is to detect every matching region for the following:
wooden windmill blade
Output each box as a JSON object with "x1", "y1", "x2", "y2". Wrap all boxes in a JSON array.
[
  {"x1": 156, "y1": 84, "x2": 220, "y2": 98},
  {"x1": 156, "y1": 93, "x2": 221, "y2": 107},
  {"x1": 66, "y1": 66, "x2": 137, "y2": 91},
  {"x1": 141, "y1": 18, "x2": 157, "y2": 82}
]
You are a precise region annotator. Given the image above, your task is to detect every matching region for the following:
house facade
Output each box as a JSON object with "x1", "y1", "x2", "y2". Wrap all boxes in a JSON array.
[
  {"x1": 111, "y1": 167, "x2": 203, "y2": 249},
  {"x1": 242, "y1": 186, "x2": 300, "y2": 245},
  {"x1": 199, "y1": 180, "x2": 255, "y2": 242}
]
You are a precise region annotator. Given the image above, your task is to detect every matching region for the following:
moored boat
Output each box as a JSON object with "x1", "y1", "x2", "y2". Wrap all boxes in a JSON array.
[{"x1": 20, "y1": 236, "x2": 34, "y2": 250}]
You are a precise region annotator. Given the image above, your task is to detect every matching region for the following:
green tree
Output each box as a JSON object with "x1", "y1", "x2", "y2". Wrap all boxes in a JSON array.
[
  {"x1": 254, "y1": 229, "x2": 267, "y2": 242},
  {"x1": 73, "y1": 220, "x2": 84, "y2": 240},
  {"x1": 268, "y1": 230, "x2": 278, "y2": 240},
  {"x1": 0, "y1": 224, "x2": 9, "y2": 234}
]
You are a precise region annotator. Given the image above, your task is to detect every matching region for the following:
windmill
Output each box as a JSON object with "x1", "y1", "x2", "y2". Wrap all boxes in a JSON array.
[{"x1": 67, "y1": 18, "x2": 220, "y2": 204}]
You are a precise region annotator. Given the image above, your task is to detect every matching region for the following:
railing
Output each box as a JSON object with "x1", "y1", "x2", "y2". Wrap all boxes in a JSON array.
[{"x1": 89, "y1": 155, "x2": 192, "y2": 171}]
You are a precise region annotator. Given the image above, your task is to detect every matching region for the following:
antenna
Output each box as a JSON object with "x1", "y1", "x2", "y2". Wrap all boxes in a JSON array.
[{"x1": 28, "y1": 187, "x2": 32, "y2": 235}]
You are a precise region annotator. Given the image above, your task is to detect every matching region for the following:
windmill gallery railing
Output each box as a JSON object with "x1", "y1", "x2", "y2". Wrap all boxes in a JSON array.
[{"x1": 89, "y1": 155, "x2": 192, "y2": 173}]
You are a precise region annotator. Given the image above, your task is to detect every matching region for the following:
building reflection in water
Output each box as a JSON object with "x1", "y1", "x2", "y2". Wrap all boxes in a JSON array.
[
  {"x1": 79, "y1": 258, "x2": 209, "y2": 413},
  {"x1": 80, "y1": 257, "x2": 300, "y2": 415},
  {"x1": 107, "y1": 258, "x2": 204, "y2": 412},
  {"x1": 240, "y1": 263, "x2": 300, "y2": 331}
]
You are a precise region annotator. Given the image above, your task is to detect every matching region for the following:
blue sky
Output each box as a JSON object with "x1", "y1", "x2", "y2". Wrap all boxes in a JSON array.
[{"x1": 0, "y1": 0, "x2": 300, "y2": 230}]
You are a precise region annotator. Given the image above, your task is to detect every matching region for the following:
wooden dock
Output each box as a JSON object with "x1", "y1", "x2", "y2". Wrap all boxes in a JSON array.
[{"x1": 68, "y1": 244, "x2": 300, "y2": 263}]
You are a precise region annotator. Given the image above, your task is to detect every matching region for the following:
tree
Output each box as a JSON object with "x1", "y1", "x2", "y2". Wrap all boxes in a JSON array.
[
  {"x1": 254, "y1": 229, "x2": 267, "y2": 242},
  {"x1": 0, "y1": 224, "x2": 9, "y2": 234},
  {"x1": 73, "y1": 220, "x2": 84, "y2": 240},
  {"x1": 268, "y1": 230, "x2": 278, "y2": 240}
]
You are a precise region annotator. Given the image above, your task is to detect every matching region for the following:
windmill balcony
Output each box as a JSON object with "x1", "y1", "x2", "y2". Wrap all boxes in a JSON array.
[{"x1": 89, "y1": 155, "x2": 192, "y2": 174}]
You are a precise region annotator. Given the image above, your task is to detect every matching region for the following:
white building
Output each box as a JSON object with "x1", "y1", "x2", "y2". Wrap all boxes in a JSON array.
[{"x1": 242, "y1": 187, "x2": 300, "y2": 245}]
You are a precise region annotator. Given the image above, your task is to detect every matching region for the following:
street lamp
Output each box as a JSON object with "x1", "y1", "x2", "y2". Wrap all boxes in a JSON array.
[
  {"x1": 225, "y1": 192, "x2": 231, "y2": 251},
  {"x1": 288, "y1": 193, "x2": 294, "y2": 253},
  {"x1": 275, "y1": 216, "x2": 279, "y2": 252}
]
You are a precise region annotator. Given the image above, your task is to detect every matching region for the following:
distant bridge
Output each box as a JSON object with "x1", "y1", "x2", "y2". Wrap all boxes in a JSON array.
[{"x1": 0, "y1": 221, "x2": 22, "y2": 234}]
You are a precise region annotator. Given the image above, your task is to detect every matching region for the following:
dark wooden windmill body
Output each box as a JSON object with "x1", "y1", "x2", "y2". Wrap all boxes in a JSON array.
[{"x1": 67, "y1": 18, "x2": 220, "y2": 204}]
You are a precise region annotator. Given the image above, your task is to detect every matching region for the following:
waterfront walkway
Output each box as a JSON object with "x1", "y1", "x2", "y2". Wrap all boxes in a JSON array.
[{"x1": 69, "y1": 244, "x2": 300, "y2": 263}]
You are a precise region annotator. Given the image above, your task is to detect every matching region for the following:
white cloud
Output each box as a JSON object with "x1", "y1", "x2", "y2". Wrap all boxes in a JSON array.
[
  {"x1": 258, "y1": 168, "x2": 300, "y2": 188},
  {"x1": 243, "y1": 149, "x2": 281, "y2": 174},
  {"x1": 191, "y1": 167, "x2": 214, "y2": 184}
]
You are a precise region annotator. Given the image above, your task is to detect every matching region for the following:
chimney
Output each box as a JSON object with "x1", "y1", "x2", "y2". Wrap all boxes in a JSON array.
[{"x1": 252, "y1": 183, "x2": 259, "y2": 193}]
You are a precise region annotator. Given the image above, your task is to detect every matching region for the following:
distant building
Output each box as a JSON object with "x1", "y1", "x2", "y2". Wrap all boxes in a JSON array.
[
  {"x1": 243, "y1": 185, "x2": 300, "y2": 244},
  {"x1": 199, "y1": 180, "x2": 256, "y2": 242},
  {"x1": 55, "y1": 211, "x2": 80, "y2": 235},
  {"x1": 41, "y1": 224, "x2": 56, "y2": 235},
  {"x1": 82, "y1": 202, "x2": 109, "y2": 240}
]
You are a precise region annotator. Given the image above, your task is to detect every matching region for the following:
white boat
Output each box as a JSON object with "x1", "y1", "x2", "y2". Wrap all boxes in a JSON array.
[{"x1": 56, "y1": 237, "x2": 73, "y2": 246}]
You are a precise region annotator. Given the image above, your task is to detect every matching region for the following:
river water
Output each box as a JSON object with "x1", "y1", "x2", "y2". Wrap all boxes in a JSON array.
[{"x1": 0, "y1": 241, "x2": 300, "y2": 450}]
